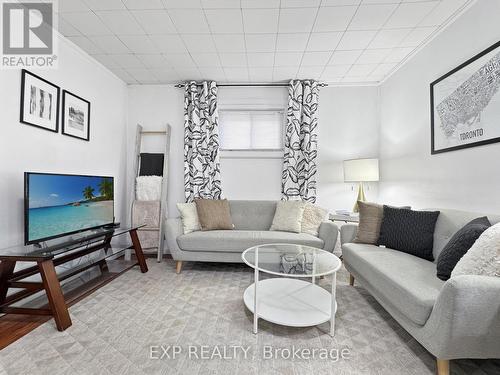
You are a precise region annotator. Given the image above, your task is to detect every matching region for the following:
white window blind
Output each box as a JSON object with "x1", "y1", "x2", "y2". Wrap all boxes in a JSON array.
[{"x1": 219, "y1": 110, "x2": 284, "y2": 150}]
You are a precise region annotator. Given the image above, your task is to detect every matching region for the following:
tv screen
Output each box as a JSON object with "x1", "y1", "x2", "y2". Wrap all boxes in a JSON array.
[{"x1": 25, "y1": 172, "x2": 114, "y2": 245}]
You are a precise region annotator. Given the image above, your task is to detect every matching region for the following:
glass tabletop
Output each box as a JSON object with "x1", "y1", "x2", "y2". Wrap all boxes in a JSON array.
[
  {"x1": 0, "y1": 225, "x2": 145, "y2": 260},
  {"x1": 242, "y1": 243, "x2": 341, "y2": 277}
]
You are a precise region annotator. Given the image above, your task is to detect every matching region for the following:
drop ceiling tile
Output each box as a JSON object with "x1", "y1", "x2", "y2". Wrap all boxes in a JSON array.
[
  {"x1": 322, "y1": 0, "x2": 360, "y2": 5},
  {"x1": 91, "y1": 54, "x2": 121, "y2": 69},
  {"x1": 176, "y1": 68, "x2": 204, "y2": 80},
  {"x1": 213, "y1": 34, "x2": 246, "y2": 52},
  {"x1": 89, "y1": 35, "x2": 130, "y2": 53},
  {"x1": 322, "y1": 64, "x2": 351, "y2": 78},
  {"x1": 384, "y1": 1, "x2": 438, "y2": 29},
  {"x1": 114, "y1": 54, "x2": 146, "y2": 68},
  {"x1": 67, "y1": 36, "x2": 103, "y2": 54},
  {"x1": 400, "y1": 26, "x2": 436, "y2": 47},
  {"x1": 150, "y1": 68, "x2": 179, "y2": 81},
  {"x1": 150, "y1": 34, "x2": 187, "y2": 53},
  {"x1": 245, "y1": 34, "x2": 276, "y2": 52},
  {"x1": 182, "y1": 34, "x2": 217, "y2": 53},
  {"x1": 297, "y1": 66, "x2": 324, "y2": 79},
  {"x1": 131, "y1": 10, "x2": 176, "y2": 34},
  {"x1": 369, "y1": 28, "x2": 411, "y2": 49},
  {"x1": 205, "y1": 9, "x2": 244, "y2": 33},
  {"x1": 276, "y1": 33, "x2": 309, "y2": 52},
  {"x1": 313, "y1": 6, "x2": 357, "y2": 32},
  {"x1": 356, "y1": 48, "x2": 391, "y2": 64},
  {"x1": 198, "y1": 66, "x2": 226, "y2": 81},
  {"x1": 420, "y1": 0, "x2": 468, "y2": 27},
  {"x1": 61, "y1": 12, "x2": 111, "y2": 36},
  {"x1": 282, "y1": 0, "x2": 322, "y2": 7},
  {"x1": 279, "y1": 8, "x2": 317, "y2": 33},
  {"x1": 337, "y1": 30, "x2": 377, "y2": 50},
  {"x1": 126, "y1": 68, "x2": 159, "y2": 83},
  {"x1": 361, "y1": 0, "x2": 398, "y2": 4},
  {"x1": 345, "y1": 63, "x2": 377, "y2": 76},
  {"x1": 247, "y1": 53, "x2": 275, "y2": 67},
  {"x1": 137, "y1": 54, "x2": 170, "y2": 68},
  {"x1": 59, "y1": 0, "x2": 88, "y2": 13},
  {"x1": 242, "y1": 9, "x2": 279, "y2": 33},
  {"x1": 164, "y1": 53, "x2": 196, "y2": 67},
  {"x1": 123, "y1": 0, "x2": 164, "y2": 9},
  {"x1": 84, "y1": 0, "x2": 125, "y2": 10},
  {"x1": 224, "y1": 67, "x2": 249, "y2": 81},
  {"x1": 349, "y1": 4, "x2": 397, "y2": 30},
  {"x1": 120, "y1": 35, "x2": 159, "y2": 54},
  {"x1": 96, "y1": 11, "x2": 145, "y2": 35},
  {"x1": 168, "y1": 9, "x2": 210, "y2": 33},
  {"x1": 384, "y1": 47, "x2": 413, "y2": 63},
  {"x1": 275, "y1": 52, "x2": 303, "y2": 66},
  {"x1": 241, "y1": 0, "x2": 280, "y2": 8},
  {"x1": 370, "y1": 62, "x2": 397, "y2": 76},
  {"x1": 191, "y1": 53, "x2": 221, "y2": 67},
  {"x1": 301, "y1": 51, "x2": 331, "y2": 66},
  {"x1": 342, "y1": 76, "x2": 374, "y2": 83},
  {"x1": 110, "y1": 68, "x2": 137, "y2": 84},
  {"x1": 202, "y1": 0, "x2": 240, "y2": 8},
  {"x1": 220, "y1": 53, "x2": 247, "y2": 67},
  {"x1": 273, "y1": 66, "x2": 298, "y2": 81},
  {"x1": 307, "y1": 32, "x2": 342, "y2": 51},
  {"x1": 57, "y1": 17, "x2": 81, "y2": 36},
  {"x1": 248, "y1": 67, "x2": 273, "y2": 81},
  {"x1": 329, "y1": 50, "x2": 362, "y2": 65},
  {"x1": 162, "y1": 0, "x2": 202, "y2": 8}
]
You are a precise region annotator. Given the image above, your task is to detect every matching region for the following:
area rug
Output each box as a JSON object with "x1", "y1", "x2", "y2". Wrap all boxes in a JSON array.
[{"x1": 0, "y1": 260, "x2": 498, "y2": 375}]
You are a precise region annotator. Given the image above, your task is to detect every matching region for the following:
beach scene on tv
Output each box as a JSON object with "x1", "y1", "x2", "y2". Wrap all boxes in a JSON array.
[{"x1": 27, "y1": 174, "x2": 114, "y2": 243}]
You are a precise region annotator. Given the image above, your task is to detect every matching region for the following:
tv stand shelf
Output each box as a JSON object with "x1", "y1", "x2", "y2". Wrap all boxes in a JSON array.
[{"x1": 0, "y1": 225, "x2": 148, "y2": 332}]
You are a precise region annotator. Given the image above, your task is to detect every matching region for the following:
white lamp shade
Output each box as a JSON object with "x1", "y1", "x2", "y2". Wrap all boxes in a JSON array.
[{"x1": 343, "y1": 158, "x2": 379, "y2": 182}]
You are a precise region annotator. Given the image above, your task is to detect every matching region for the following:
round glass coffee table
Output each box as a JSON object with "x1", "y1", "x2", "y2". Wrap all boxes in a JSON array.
[{"x1": 242, "y1": 243, "x2": 342, "y2": 336}]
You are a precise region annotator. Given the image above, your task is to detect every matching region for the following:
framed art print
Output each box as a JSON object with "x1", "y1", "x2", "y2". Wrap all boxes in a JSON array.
[
  {"x1": 62, "y1": 90, "x2": 91, "y2": 141},
  {"x1": 430, "y1": 40, "x2": 500, "y2": 154},
  {"x1": 20, "y1": 70, "x2": 60, "y2": 132}
]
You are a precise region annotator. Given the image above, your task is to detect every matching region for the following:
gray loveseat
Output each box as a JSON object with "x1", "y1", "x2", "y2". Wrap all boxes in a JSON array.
[
  {"x1": 340, "y1": 208, "x2": 500, "y2": 375},
  {"x1": 166, "y1": 200, "x2": 338, "y2": 273}
]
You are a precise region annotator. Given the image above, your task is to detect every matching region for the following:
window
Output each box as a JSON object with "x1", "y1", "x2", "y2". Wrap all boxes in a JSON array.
[{"x1": 219, "y1": 110, "x2": 284, "y2": 150}]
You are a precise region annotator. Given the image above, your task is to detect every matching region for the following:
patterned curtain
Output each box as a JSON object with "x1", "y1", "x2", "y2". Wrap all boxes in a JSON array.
[
  {"x1": 184, "y1": 81, "x2": 222, "y2": 202},
  {"x1": 281, "y1": 80, "x2": 319, "y2": 203}
]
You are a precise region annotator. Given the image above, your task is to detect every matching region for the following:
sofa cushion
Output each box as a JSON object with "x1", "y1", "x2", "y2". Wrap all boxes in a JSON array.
[
  {"x1": 178, "y1": 230, "x2": 324, "y2": 252},
  {"x1": 342, "y1": 243, "x2": 445, "y2": 325}
]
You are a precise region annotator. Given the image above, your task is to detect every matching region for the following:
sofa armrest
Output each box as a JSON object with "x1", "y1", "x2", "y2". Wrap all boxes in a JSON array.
[
  {"x1": 318, "y1": 221, "x2": 339, "y2": 252},
  {"x1": 423, "y1": 275, "x2": 500, "y2": 359},
  {"x1": 340, "y1": 223, "x2": 358, "y2": 245},
  {"x1": 165, "y1": 218, "x2": 184, "y2": 260}
]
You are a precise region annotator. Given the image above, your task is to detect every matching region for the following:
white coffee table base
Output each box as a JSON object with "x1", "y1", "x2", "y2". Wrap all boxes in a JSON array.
[{"x1": 244, "y1": 278, "x2": 337, "y2": 331}]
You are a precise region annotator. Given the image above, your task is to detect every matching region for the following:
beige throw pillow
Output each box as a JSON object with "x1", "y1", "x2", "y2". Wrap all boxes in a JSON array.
[
  {"x1": 451, "y1": 222, "x2": 500, "y2": 278},
  {"x1": 194, "y1": 199, "x2": 234, "y2": 231},
  {"x1": 301, "y1": 203, "x2": 328, "y2": 236},
  {"x1": 354, "y1": 201, "x2": 383, "y2": 244},
  {"x1": 270, "y1": 201, "x2": 306, "y2": 233},
  {"x1": 176, "y1": 203, "x2": 200, "y2": 234}
]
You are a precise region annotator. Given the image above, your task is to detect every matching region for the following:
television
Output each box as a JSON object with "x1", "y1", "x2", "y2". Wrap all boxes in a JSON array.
[{"x1": 24, "y1": 172, "x2": 114, "y2": 245}]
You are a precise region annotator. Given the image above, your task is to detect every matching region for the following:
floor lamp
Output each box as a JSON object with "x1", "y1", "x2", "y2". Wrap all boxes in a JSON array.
[{"x1": 343, "y1": 158, "x2": 379, "y2": 213}]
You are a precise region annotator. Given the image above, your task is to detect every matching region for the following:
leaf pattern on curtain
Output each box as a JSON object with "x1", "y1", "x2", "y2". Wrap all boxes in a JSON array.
[
  {"x1": 281, "y1": 79, "x2": 319, "y2": 203},
  {"x1": 184, "y1": 81, "x2": 223, "y2": 202}
]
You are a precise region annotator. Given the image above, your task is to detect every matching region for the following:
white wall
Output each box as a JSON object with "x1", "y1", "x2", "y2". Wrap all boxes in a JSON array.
[
  {"x1": 0, "y1": 35, "x2": 128, "y2": 248},
  {"x1": 127, "y1": 84, "x2": 379, "y2": 217},
  {"x1": 378, "y1": 0, "x2": 500, "y2": 213}
]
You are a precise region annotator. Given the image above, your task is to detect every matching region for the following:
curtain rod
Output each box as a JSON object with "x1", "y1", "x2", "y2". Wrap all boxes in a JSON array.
[{"x1": 174, "y1": 82, "x2": 328, "y2": 88}]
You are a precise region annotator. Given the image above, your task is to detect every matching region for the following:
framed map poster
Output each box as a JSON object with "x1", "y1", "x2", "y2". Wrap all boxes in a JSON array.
[{"x1": 431, "y1": 40, "x2": 500, "y2": 154}]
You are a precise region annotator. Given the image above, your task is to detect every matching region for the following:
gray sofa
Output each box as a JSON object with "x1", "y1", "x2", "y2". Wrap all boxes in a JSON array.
[
  {"x1": 166, "y1": 200, "x2": 338, "y2": 273},
  {"x1": 340, "y1": 208, "x2": 500, "y2": 375}
]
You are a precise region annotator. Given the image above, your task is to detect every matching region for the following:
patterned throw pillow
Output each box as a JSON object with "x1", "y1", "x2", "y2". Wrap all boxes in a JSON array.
[
  {"x1": 301, "y1": 203, "x2": 328, "y2": 236},
  {"x1": 176, "y1": 202, "x2": 201, "y2": 234},
  {"x1": 436, "y1": 217, "x2": 491, "y2": 280},
  {"x1": 270, "y1": 201, "x2": 306, "y2": 233},
  {"x1": 378, "y1": 206, "x2": 440, "y2": 261}
]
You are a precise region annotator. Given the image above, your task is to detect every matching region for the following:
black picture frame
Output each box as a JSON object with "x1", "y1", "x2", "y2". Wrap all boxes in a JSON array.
[
  {"x1": 20, "y1": 69, "x2": 60, "y2": 132},
  {"x1": 430, "y1": 40, "x2": 500, "y2": 154},
  {"x1": 61, "y1": 90, "x2": 91, "y2": 141}
]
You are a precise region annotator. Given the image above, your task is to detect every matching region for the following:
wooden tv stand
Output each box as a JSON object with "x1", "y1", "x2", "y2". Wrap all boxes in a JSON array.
[{"x1": 0, "y1": 225, "x2": 148, "y2": 331}]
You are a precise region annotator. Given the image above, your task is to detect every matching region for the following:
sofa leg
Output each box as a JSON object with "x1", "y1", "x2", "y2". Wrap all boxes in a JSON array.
[
  {"x1": 349, "y1": 274, "x2": 355, "y2": 286},
  {"x1": 436, "y1": 359, "x2": 449, "y2": 375},
  {"x1": 176, "y1": 261, "x2": 183, "y2": 274}
]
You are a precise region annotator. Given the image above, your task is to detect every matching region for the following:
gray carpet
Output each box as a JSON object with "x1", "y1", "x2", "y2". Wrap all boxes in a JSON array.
[{"x1": 0, "y1": 259, "x2": 498, "y2": 375}]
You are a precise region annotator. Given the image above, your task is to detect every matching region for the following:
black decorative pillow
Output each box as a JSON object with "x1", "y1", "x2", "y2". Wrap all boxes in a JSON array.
[
  {"x1": 436, "y1": 217, "x2": 491, "y2": 280},
  {"x1": 378, "y1": 206, "x2": 440, "y2": 261}
]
